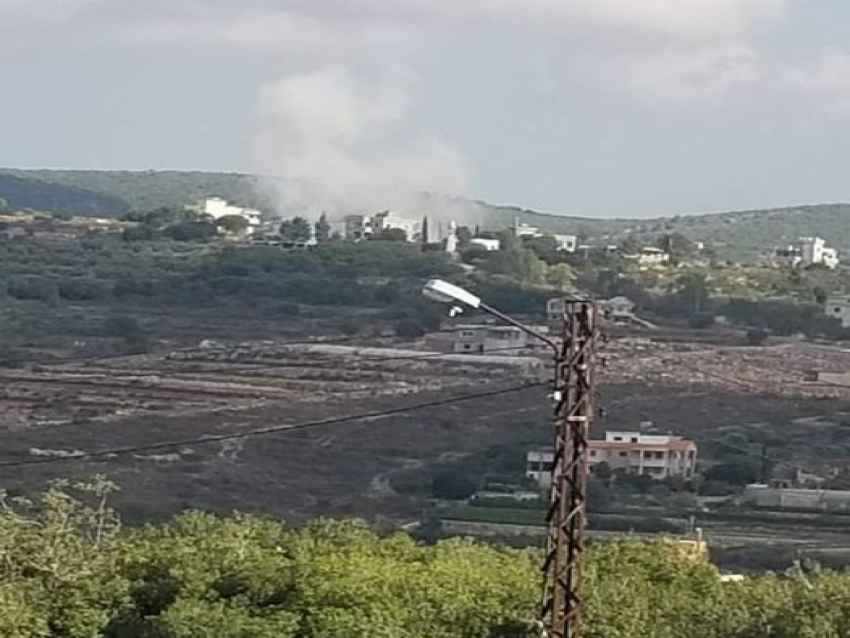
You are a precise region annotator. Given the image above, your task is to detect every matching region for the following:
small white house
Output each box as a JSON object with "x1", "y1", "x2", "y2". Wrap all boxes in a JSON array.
[
  {"x1": 192, "y1": 198, "x2": 263, "y2": 233},
  {"x1": 469, "y1": 238, "x2": 501, "y2": 251},
  {"x1": 825, "y1": 296, "x2": 850, "y2": 328},
  {"x1": 553, "y1": 234, "x2": 578, "y2": 253},
  {"x1": 452, "y1": 325, "x2": 532, "y2": 355}
]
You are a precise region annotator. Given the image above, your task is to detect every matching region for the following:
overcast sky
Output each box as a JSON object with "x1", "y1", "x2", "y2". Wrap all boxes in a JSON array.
[{"x1": 2, "y1": 1, "x2": 850, "y2": 217}]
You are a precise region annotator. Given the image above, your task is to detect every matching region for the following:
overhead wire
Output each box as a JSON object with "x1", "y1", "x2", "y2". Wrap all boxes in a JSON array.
[{"x1": 0, "y1": 381, "x2": 546, "y2": 470}]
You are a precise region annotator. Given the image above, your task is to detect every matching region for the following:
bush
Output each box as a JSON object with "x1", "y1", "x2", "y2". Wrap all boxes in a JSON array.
[
  {"x1": 7, "y1": 276, "x2": 58, "y2": 302},
  {"x1": 432, "y1": 469, "x2": 479, "y2": 500}
]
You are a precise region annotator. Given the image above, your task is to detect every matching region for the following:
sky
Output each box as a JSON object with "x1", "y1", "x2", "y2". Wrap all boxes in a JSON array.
[{"x1": 2, "y1": 0, "x2": 850, "y2": 217}]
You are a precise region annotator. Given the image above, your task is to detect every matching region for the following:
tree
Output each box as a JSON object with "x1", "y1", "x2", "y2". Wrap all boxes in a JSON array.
[
  {"x1": 218, "y1": 214, "x2": 249, "y2": 235},
  {"x1": 314, "y1": 214, "x2": 332, "y2": 243},
  {"x1": 163, "y1": 221, "x2": 218, "y2": 242},
  {"x1": 657, "y1": 232, "x2": 697, "y2": 265},
  {"x1": 546, "y1": 263, "x2": 576, "y2": 292},
  {"x1": 431, "y1": 469, "x2": 478, "y2": 500},
  {"x1": 456, "y1": 226, "x2": 473, "y2": 249},
  {"x1": 376, "y1": 228, "x2": 408, "y2": 242},
  {"x1": 0, "y1": 197, "x2": 8, "y2": 214},
  {"x1": 279, "y1": 217, "x2": 312, "y2": 244}
]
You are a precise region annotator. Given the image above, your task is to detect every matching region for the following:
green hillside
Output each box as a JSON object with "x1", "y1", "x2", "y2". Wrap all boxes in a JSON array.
[
  {"x1": 1, "y1": 168, "x2": 848, "y2": 260},
  {"x1": 0, "y1": 168, "x2": 268, "y2": 214}
]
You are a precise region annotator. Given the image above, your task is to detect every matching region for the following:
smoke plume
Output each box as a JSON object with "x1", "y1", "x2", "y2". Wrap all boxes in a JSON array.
[{"x1": 252, "y1": 67, "x2": 481, "y2": 225}]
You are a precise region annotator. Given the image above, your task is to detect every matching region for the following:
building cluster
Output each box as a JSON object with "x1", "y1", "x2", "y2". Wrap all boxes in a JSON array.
[
  {"x1": 774, "y1": 236, "x2": 839, "y2": 269},
  {"x1": 526, "y1": 430, "x2": 699, "y2": 489}
]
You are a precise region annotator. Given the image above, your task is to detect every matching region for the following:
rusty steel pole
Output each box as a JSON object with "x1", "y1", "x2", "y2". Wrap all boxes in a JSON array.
[{"x1": 541, "y1": 300, "x2": 599, "y2": 638}]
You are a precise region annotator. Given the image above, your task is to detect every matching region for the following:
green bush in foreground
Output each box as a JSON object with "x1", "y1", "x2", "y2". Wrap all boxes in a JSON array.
[{"x1": 0, "y1": 481, "x2": 848, "y2": 637}]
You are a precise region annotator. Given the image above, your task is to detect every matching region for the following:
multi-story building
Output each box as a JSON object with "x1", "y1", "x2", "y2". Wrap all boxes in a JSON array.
[
  {"x1": 344, "y1": 211, "x2": 421, "y2": 242},
  {"x1": 775, "y1": 237, "x2": 839, "y2": 269},
  {"x1": 526, "y1": 430, "x2": 698, "y2": 489}
]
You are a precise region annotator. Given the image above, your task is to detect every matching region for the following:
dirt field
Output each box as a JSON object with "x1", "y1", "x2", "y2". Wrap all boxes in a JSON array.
[{"x1": 0, "y1": 318, "x2": 848, "y2": 532}]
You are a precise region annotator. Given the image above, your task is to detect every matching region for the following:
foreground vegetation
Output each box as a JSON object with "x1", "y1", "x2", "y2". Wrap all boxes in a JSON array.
[{"x1": 0, "y1": 481, "x2": 848, "y2": 638}]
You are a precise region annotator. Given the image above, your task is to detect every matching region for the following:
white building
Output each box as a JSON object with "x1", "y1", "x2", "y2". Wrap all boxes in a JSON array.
[
  {"x1": 470, "y1": 238, "x2": 501, "y2": 251},
  {"x1": 452, "y1": 325, "x2": 535, "y2": 356},
  {"x1": 775, "y1": 237, "x2": 839, "y2": 269},
  {"x1": 192, "y1": 198, "x2": 263, "y2": 233},
  {"x1": 527, "y1": 431, "x2": 698, "y2": 489},
  {"x1": 344, "y1": 211, "x2": 421, "y2": 242},
  {"x1": 635, "y1": 247, "x2": 670, "y2": 267},
  {"x1": 553, "y1": 234, "x2": 578, "y2": 253},
  {"x1": 825, "y1": 295, "x2": 850, "y2": 328}
]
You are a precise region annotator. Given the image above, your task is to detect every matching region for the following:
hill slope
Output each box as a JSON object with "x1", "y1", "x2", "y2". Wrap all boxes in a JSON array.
[{"x1": 1, "y1": 168, "x2": 848, "y2": 259}]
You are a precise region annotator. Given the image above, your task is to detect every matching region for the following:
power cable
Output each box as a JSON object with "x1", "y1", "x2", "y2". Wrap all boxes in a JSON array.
[{"x1": 0, "y1": 382, "x2": 545, "y2": 470}]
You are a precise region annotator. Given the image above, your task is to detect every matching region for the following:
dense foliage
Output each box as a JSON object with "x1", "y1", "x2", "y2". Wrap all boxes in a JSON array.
[
  {"x1": 0, "y1": 482, "x2": 848, "y2": 638},
  {"x1": 0, "y1": 173, "x2": 130, "y2": 218}
]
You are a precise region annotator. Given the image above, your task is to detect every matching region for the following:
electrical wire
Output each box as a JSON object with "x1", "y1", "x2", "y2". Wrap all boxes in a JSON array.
[{"x1": 0, "y1": 381, "x2": 546, "y2": 470}]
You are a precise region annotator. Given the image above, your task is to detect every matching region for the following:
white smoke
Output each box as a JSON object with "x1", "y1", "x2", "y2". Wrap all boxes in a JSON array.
[{"x1": 252, "y1": 67, "x2": 481, "y2": 225}]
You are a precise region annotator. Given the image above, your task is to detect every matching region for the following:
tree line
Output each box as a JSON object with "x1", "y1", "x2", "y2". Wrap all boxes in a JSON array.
[{"x1": 0, "y1": 481, "x2": 847, "y2": 638}]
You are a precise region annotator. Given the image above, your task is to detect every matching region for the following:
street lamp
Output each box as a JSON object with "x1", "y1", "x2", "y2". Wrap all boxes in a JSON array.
[
  {"x1": 422, "y1": 279, "x2": 558, "y2": 354},
  {"x1": 424, "y1": 278, "x2": 600, "y2": 638}
]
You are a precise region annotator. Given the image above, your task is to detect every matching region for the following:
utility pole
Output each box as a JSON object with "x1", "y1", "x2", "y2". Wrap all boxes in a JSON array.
[{"x1": 541, "y1": 300, "x2": 599, "y2": 638}]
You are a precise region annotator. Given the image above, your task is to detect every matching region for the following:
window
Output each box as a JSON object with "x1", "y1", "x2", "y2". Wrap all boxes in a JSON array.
[
  {"x1": 613, "y1": 436, "x2": 623, "y2": 442},
  {"x1": 590, "y1": 450, "x2": 597, "y2": 457},
  {"x1": 619, "y1": 451, "x2": 628, "y2": 458},
  {"x1": 654, "y1": 452, "x2": 665, "y2": 460},
  {"x1": 643, "y1": 451, "x2": 653, "y2": 459},
  {"x1": 631, "y1": 437, "x2": 638, "y2": 443}
]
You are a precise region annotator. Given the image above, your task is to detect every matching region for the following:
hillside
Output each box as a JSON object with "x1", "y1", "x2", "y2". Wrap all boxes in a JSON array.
[
  {"x1": 1, "y1": 168, "x2": 849, "y2": 259},
  {"x1": 0, "y1": 168, "x2": 267, "y2": 214}
]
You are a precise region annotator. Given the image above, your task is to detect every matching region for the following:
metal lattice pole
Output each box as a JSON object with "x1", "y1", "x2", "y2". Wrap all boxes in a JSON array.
[{"x1": 541, "y1": 300, "x2": 599, "y2": 638}]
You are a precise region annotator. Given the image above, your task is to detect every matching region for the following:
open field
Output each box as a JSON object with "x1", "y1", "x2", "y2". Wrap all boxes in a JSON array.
[{"x1": 0, "y1": 312, "x2": 847, "y2": 562}]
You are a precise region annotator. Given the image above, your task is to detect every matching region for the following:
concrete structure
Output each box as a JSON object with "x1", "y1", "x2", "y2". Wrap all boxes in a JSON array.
[
  {"x1": 744, "y1": 485, "x2": 850, "y2": 510},
  {"x1": 553, "y1": 234, "x2": 578, "y2": 253},
  {"x1": 343, "y1": 210, "x2": 421, "y2": 242},
  {"x1": 470, "y1": 238, "x2": 501, "y2": 251},
  {"x1": 452, "y1": 325, "x2": 533, "y2": 355},
  {"x1": 825, "y1": 295, "x2": 850, "y2": 328},
  {"x1": 775, "y1": 237, "x2": 839, "y2": 269},
  {"x1": 513, "y1": 220, "x2": 540, "y2": 238},
  {"x1": 527, "y1": 430, "x2": 697, "y2": 489},
  {"x1": 635, "y1": 247, "x2": 670, "y2": 267},
  {"x1": 193, "y1": 198, "x2": 262, "y2": 233}
]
